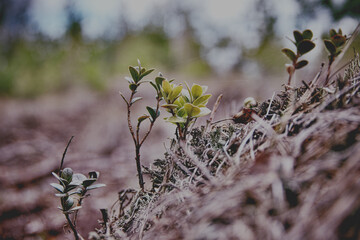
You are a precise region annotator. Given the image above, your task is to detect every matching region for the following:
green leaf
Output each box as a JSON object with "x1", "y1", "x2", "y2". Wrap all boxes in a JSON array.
[
  {"x1": 338, "y1": 28, "x2": 342, "y2": 35},
  {"x1": 302, "y1": 29, "x2": 313, "y2": 40},
  {"x1": 50, "y1": 183, "x2": 64, "y2": 193},
  {"x1": 329, "y1": 29, "x2": 337, "y2": 37},
  {"x1": 131, "y1": 97, "x2": 142, "y2": 105},
  {"x1": 150, "y1": 82, "x2": 159, "y2": 92},
  {"x1": 155, "y1": 77, "x2": 165, "y2": 87},
  {"x1": 297, "y1": 40, "x2": 315, "y2": 55},
  {"x1": 129, "y1": 66, "x2": 139, "y2": 82},
  {"x1": 281, "y1": 48, "x2": 297, "y2": 62},
  {"x1": 184, "y1": 103, "x2": 201, "y2": 117},
  {"x1": 63, "y1": 197, "x2": 75, "y2": 211},
  {"x1": 83, "y1": 179, "x2": 97, "y2": 188},
  {"x1": 168, "y1": 85, "x2": 183, "y2": 102},
  {"x1": 139, "y1": 68, "x2": 154, "y2": 80},
  {"x1": 52, "y1": 172, "x2": 66, "y2": 186},
  {"x1": 165, "y1": 116, "x2": 186, "y2": 123},
  {"x1": 71, "y1": 173, "x2": 87, "y2": 185},
  {"x1": 129, "y1": 83, "x2": 138, "y2": 92},
  {"x1": 146, "y1": 106, "x2": 159, "y2": 121},
  {"x1": 293, "y1": 30, "x2": 303, "y2": 43},
  {"x1": 61, "y1": 168, "x2": 73, "y2": 182},
  {"x1": 162, "y1": 80, "x2": 172, "y2": 95},
  {"x1": 138, "y1": 115, "x2": 150, "y2": 123},
  {"x1": 324, "y1": 39, "x2": 336, "y2": 54},
  {"x1": 295, "y1": 60, "x2": 308, "y2": 69},
  {"x1": 191, "y1": 84, "x2": 203, "y2": 99},
  {"x1": 194, "y1": 107, "x2": 211, "y2": 117},
  {"x1": 193, "y1": 94, "x2": 212, "y2": 106},
  {"x1": 161, "y1": 104, "x2": 178, "y2": 110},
  {"x1": 86, "y1": 183, "x2": 106, "y2": 190},
  {"x1": 88, "y1": 171, "x2": 99, "y2": 179},
  {"x1": 331, "y1": 35, "x2": 346, "y2": 48}
]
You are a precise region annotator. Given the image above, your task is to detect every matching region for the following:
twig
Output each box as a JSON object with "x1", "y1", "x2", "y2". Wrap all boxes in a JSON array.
[{"x1": 59, "y1": 136, "x2": 74, "y2": 174}]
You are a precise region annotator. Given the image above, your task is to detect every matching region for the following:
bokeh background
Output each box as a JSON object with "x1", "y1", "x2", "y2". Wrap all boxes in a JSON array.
[{"x1": 0, "y1": 0, "x2": 359, "y2": 239}]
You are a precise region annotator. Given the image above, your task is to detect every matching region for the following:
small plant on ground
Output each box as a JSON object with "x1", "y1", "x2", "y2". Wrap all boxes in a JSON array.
[
  {"x1": 119, "y1": 59, "x2": 160, "y2": 191},
  {"x1": 282, "y1": 29, "x2": 316, "y2": 85},
  {"x1": 323, "y1": 28, "x2": 348, "y2": 85},
  {"x1": 160, "y1": 80, "x2": 212, "y2": 141},
  {"x1": 50, "y1": 137, "x2": 105, "y2": 240}
]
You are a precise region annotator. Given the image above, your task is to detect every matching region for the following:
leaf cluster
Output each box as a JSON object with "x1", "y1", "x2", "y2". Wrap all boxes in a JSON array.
[
  {"x1": 50, "y1": 168, "x2": 105, "y2": 213},
  {"x1": 324, "y1": 28, "x2": 347, "y2": 63},
  {"x1": 126, "y1": 59, "x2": 155, "y2": 93},
  {"x1": 160, "y1": 79, "x2": 212, "y2": 140},
  {"x1": 282, "y1": 29, "x2": 316, "y2": 71}
]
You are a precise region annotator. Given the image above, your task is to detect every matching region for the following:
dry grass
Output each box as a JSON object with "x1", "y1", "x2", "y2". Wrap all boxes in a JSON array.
[{"x1": 92, "y1": 55, "x2": 360, "y2": 240}]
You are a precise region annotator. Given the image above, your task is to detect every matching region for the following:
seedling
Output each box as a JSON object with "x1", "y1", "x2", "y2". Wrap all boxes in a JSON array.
[
  {"x1": 282, "y1": 29, "x2": 316, "y2": 85},
  {"x1": 50, "y1": 137, "x2": 105, "y2": 240},
  {"x1": 120, "y1": 60, "x2": 160, "y2": 191},
  {"x1": 324, "y1": 28, "x2": 347, "y2": 85},
  {"x1": 160, "y1": 80, "x2": 212, "y2": 141}
]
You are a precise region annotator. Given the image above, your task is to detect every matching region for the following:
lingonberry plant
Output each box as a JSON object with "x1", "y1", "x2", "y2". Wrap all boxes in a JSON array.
[
  {"x1": 160, "y1": 79, "x2": 212, "y2": 141},
  {"x1": 323, "y1": 28, "x2": 347, "y2": 84},
  {"x1": 50, "y1": 137, "x2": 105, "y2": 240},
  {"x1": 282, "y1": 29, "x2": 316, "y2": 85},
  {"x1": 119, "y1": 59, "x2": 160, "y2": 191}
]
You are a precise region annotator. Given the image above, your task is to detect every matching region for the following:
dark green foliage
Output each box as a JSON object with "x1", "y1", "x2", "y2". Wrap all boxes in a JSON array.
[{"x1": 282, "y1": 29, "x2": 316, "y2": 84}]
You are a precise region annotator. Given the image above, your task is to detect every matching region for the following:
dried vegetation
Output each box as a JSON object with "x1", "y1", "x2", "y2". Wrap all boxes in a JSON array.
[{"x1": 91, "y1": 53, "x2": 360, "y2": 240}]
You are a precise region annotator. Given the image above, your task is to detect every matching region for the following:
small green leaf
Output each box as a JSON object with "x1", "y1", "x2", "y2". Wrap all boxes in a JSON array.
[
  {"x1": 155, "y1": 76, "x2": 165, "y2": 87},
  {"x1": 83, "y1": 179, "x2": 97, "y2": 188},
  {"x1": 293, "y1": 30, "x2": 303, "y2": 43},
  {"x1": 191, "y1": 84, "x2": 203, "y2": 99},
  {"x1": 129, "y1": 66, "x2": 139, "y2": 82},
  {"x1": 297, "y1": 40, "x2": 315, "y2": 55},
  {"x1": 70, "y1": 173, "x2": 87, "y2": 185},
  {"x1": 331, "y1": 35, "x2": 346, "y2": 48},
  {"x1": 50, "y1": 183, "x2": 64, "y2": 193},
  {"x1": 302, "y1": 29, "x2": 313, "y2": 40},
  {"x1": 338, "y1": 28, "x2": 342, "y2": 35},
  {"x1": 146, "y1": 106, "x2": 159, "y2": 121},
  {"x1": 324, "y1": 39, "x2": 336, "y2": 54},
  {"x1": 193, "y1": 94, "x2": 212, "y2": 106},
  {"x1": 139, "y1": 68, "x2": 154, "y2": 80},
  {"x1": 138, "y1": 115, "x2": 150, "y2": 123},
  {"x1": 89, "y1": 171, "x2": 99, "y2": 179},
  {"x1": 86, "y1": 183, "x2": 106, "y2": 190},
  {"x1": 129, "y1": 83, "x2": 138, "y2": 92},
  {"x1": 162, "y1": 80, "x2": 172, "y2": 95},
  {"x1": 295, "y1": 60, "x2": 308, "y2": 69},
  {"x1": 329, "y1": 29, "x2": 337, "y2": 37},
  {"x1": 165, "y1": 116, "x2": 186, "y2": 123},
  {"x1": 194, "y1": 107, "x2": 211, "y2": 117},
  {"x1": 184, "y1": 103, "x2": 201, "y2": 117},
  {"x1": 63, "y1": 197, "x2": 74, "y2": 211},
  {"x1": 61, "y1": 168, "x2": 73, "y2": 183},
  {"x1": 281, "y1": 48, "x2": 297, "y2": 62},
  {"x1": 161, "y1": 104, "x2": 178, "y2": 109},
  {"x1": 150, "y1": 82, "x2": 159, "y2": 92},
  {"x1": 131, "y1": 97, "x2": 142, "y2": 105},
  {"x1": 168, "y1": 85, "x2": 183, "y2": 102}
]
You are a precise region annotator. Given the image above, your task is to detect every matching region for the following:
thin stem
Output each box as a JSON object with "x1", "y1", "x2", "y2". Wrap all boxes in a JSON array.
[
  {"x1": 59, "y1": 136, "x2": 74, "y2": 174},
  {"x1": 139, "y1": 97, "x2": 161, "y2": 147},
  {"x1": 135, "y1": 145, "x2": 144, "y2": 190},
  {"x1": 127, "y1": 91, "x2": 137, "y2": 146},
  {"x1": 65, "y1": 213, "x2": 80, "y2": 240}
]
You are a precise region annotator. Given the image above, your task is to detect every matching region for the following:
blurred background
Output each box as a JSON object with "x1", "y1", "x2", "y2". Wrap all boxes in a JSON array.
[{"x1": 0, "y1": 0, "x2": 359, "y2": 239}]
